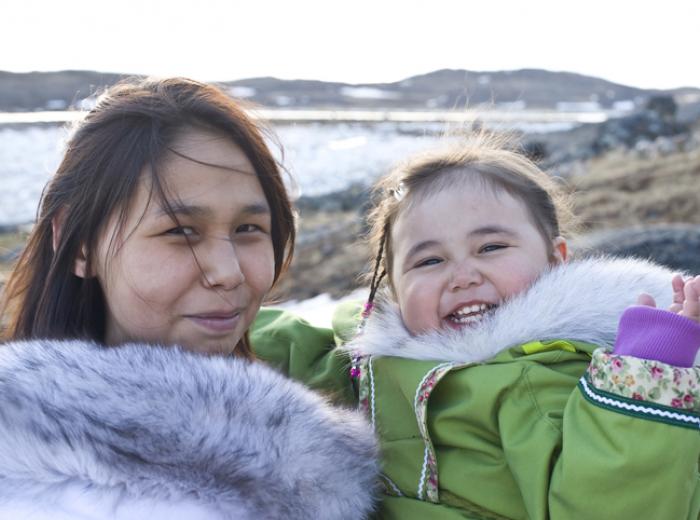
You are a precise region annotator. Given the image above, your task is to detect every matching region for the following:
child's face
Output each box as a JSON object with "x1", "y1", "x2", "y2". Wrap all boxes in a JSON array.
[
  {"x1": 88, "y1": 129, "x2": 275, "y2": 355},
  {"x1": 390, "y1": 184, "x2": 566, "y2": 335}
]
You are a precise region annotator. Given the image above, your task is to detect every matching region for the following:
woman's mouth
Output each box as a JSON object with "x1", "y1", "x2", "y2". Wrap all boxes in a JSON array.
[
  {"x1": 186, "y1": 312, "x2": 242, "y2": 334},
  {"x1": 445, "y1": 303, "x2": 497, "y2": 328}
]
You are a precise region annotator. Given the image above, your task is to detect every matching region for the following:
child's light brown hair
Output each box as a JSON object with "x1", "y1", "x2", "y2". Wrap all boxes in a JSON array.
[{"x1": 365, "y1": 131, "x2": 577, "y2": 303}]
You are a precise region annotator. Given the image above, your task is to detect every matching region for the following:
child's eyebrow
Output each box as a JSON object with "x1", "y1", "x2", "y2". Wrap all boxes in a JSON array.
[
  {"x1": 468, "y1": 225, "x2": 519, "y2": 237},
  {"x1": 405, "y1": 240, "x2": 440, "y2": 260}
]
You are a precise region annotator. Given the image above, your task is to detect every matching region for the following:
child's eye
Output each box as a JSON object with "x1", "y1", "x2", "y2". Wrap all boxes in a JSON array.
[
  {"x1": 415, "y1": 257, "x2": 442, "y2": 268},
  {"x1": 479, "y1": 244, "x2": 507, "y2": 254}
]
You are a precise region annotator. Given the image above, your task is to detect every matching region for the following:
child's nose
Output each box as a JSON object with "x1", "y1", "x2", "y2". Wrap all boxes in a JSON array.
[
  {"x1": 200, "y1": 236, "x2": 245, "y2": 290},
  {"x1": 449, "y1": 262, "x2": 483, "y2": 290}
]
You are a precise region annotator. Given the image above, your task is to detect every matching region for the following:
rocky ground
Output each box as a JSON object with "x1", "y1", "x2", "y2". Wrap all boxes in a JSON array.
[{"x1": 2, "y1": 103, "x2": 700, "y2": 303}]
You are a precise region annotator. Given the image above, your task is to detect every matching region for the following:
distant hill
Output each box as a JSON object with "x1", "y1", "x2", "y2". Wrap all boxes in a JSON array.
[
  {"x1": 225, "y1": 69, "x2": 663, "y2": 110},
  {"x1": 1, "y1": 68, "x2": 699, "y2": 112},
  {"x1": 0, "y1": 70, "x2": 126, "y2": 111}
]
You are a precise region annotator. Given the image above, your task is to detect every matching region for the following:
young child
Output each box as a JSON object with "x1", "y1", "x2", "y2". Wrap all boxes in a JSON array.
[
  {"x1": 0, "y1": 77, "x2": 378, "y2": 519},
  {"x1": 335, "y1": 132, "x2": 700, "y2": 519}
]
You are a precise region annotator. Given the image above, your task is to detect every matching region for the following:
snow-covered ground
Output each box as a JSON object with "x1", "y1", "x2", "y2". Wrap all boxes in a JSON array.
[{"x1": 270, "y1": 287, "x2": 369, "y2": 329}]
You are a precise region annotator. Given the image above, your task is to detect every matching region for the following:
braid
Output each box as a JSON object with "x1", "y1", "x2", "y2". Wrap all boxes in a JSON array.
[{"x1": 366, "y1": 222, "x2": 388, "y2": 312}]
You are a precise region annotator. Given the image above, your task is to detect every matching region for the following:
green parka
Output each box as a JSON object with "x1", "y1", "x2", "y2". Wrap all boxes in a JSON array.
[{"x1": 252, "y1": 258, "x2": 700, "y2": 519}]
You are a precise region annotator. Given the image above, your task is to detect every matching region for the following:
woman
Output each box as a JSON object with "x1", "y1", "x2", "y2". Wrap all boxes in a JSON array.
[{"x1": 0, "y1": 77, "x2": 378, "y2": 519}]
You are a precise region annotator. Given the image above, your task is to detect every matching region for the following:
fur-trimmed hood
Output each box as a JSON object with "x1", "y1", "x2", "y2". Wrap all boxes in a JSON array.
[
  {"x1": 0, "y1": 340, "x2": 379, "y2": 519},
  {"x1": 347, "y1": 257, "x2": 685, "y2": 364}
]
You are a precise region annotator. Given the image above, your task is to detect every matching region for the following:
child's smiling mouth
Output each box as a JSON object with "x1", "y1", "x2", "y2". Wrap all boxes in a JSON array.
[{"x1": 445, "y1": 302, "x2": 498, "y2": 328}]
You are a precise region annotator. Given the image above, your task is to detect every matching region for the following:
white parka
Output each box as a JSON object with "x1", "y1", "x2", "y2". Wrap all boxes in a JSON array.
[{"x1": 0, "y1": 340, "x2": 379, "y2": 519}]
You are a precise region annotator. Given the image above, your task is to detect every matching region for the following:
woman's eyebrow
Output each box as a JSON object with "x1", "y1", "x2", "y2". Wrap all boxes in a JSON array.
[
  {"x1": 152, "y1": 201, "x2": 270, "y2": 218},
  {"x1": 241, "y1": 203, "x2": 271, "y2": 216},
  {"x1": 152, "y1": 203, "x2": 210, "y2": 219}
]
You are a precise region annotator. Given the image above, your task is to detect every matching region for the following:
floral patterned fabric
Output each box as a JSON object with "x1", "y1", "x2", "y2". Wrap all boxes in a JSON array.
[{"x1": 587, "y1": 349, "x2": 700, "y2": 412}]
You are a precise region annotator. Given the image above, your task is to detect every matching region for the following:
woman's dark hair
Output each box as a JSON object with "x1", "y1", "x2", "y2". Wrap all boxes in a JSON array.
[{"x1": 1, "y1": 77, "x2": 295, "y2": 358}]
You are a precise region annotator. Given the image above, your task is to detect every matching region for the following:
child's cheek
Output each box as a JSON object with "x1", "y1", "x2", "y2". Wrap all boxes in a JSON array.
[{"x1": 400, "y1": 277, "x2": 441, "y2": 335}]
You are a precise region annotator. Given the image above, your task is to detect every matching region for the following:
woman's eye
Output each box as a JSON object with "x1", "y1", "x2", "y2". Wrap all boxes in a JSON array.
[
  {"x1": 236, "y1": 223, "x2": 263, "y2": 233},
  {"x1": 165, "y1": 226, "x2": 196, "y2": 236},
  {"x1": 480, "y1": 244, "x2": 507, "y2": 253}
]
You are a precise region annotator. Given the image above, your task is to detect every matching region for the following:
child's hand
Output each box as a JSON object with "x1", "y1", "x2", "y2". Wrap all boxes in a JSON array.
[
  {"x1": 637, "y1": 275, "x2": 700, "y2": 323},
  {"x1": 624, "y1": 275, "x2": 700, "y2": 367},
  {"x1": 675, "y1": 275, "x2": 700, "y2": 323}
]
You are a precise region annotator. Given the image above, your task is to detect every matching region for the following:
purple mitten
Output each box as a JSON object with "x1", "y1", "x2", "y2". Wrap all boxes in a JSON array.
[{"x1": 613, "y1": 306, "x2": 700, "y2": 367}]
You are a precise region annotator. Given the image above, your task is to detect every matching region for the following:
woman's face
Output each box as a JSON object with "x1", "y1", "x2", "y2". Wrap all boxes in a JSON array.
[{"x1": 86, "y1": 128, "x2": 275, "y2": 355}]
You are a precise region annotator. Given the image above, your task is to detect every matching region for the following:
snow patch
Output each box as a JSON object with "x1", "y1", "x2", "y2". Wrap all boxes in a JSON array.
[
  {"x1": 272, "y1": 288, "x2": 369, "y2": 329},
  {"x1": 340, "y1": 87, "x2": 399, "y2": 100},
  {"x1": 229, "y1": 86, "x2": 256, "y2": 98}
]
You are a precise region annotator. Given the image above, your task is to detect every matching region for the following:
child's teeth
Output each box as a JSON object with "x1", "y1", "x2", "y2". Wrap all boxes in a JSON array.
[
  {"x1": 454, "y1": 303, "x2": 489, "y2": 315},
  {"x1": 449, "y1": 303, "x2": 497, "y2": 325},
  {"x1": 452, "y1": 313, "x2": 485, "y2": 324}
]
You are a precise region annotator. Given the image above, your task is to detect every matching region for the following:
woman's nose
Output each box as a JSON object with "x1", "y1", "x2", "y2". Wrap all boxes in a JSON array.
[{"x1": 199, "y1": 235, "x2": 245, "y2": 290}]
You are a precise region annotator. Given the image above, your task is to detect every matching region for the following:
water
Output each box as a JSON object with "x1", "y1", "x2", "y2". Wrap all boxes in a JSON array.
[
  {"x1": 0, "y1": 125, "x2": 70, "y2": 226},
  {"x1": 0, "y1": 114, "x2": 589, "y2": 227}
]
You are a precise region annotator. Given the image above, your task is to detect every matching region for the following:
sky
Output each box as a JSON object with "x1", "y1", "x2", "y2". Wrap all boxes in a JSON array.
[{"x1": 3, "y1": 0, "x2": 700, "y2": 89}]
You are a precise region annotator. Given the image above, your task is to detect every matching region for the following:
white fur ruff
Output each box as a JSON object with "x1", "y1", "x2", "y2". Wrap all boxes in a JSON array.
[
  {"x1": 0, "y1": 341, "x2": 379, "y2": 519},
  {"x1": 347, "y1": 257, "x2": 687, "y2": 364}
]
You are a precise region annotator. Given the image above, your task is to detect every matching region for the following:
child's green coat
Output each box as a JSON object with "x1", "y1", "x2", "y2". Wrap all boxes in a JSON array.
[
  {"x1": 250, "y1": 307, "x2": 355, "y2": 405},
  {"x1": 355, "y1": 346, "x2": 699, "y2": 519},
  {"x1": 252, "y1": 259, "x2": 700, "y2": 519}
]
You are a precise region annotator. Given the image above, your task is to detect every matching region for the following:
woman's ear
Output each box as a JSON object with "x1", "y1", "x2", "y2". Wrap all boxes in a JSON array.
[
  {"x1": 72, "y1": 246, "x2": 90, "y2": 279},
  {"x1": 52, "y1": 210, "x2": 90, "y2": 278},
  {"x1": 550, "y1": 236, "x2": 568, "y2": 264}
]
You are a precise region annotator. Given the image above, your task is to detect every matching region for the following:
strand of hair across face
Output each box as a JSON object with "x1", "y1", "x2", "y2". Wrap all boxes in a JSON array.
[{"x1": 367, "y1": 223, "x2": 388, "y2": 308}]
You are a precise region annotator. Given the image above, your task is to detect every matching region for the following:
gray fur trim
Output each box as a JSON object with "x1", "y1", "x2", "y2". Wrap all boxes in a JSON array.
[
  {"x1": 346, "y1": 257, "x2": 680, "y2": 364},
  {"x1": 0, "y1": 341, "x2": 379, "y2": 519}
]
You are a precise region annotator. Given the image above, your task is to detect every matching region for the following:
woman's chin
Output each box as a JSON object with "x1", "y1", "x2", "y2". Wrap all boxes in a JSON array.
[{"x1": 170, "y1": 330, "x2": 242, "y2": 357}]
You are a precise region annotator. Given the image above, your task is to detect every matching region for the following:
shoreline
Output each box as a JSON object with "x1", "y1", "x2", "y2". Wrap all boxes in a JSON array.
[{"x1": 0, "y1": 108, "x2": 615, "y2": 127}]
